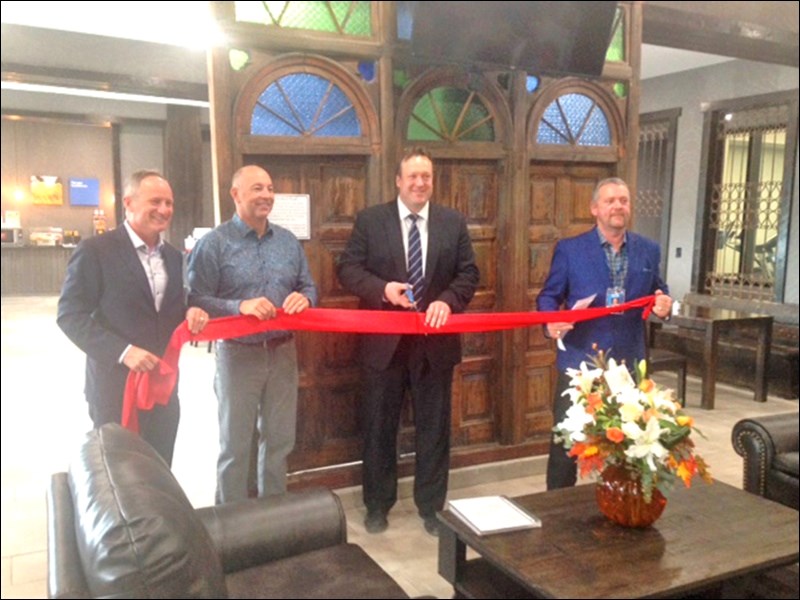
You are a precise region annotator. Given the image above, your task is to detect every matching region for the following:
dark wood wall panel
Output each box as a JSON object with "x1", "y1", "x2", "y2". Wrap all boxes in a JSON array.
[
  {"x1": 1, "y1": 247, "x2": 74, "y2": 295},
  {"x1": 212, "y1": 5, "x2": 641, "y2": 487}
]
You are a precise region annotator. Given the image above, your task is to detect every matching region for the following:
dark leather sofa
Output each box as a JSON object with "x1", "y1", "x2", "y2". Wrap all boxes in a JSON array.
[
  {"x1": 47, "y1": 424, "x2": 409, "y2": 599},
  {"x1": 732, "y1": 412, "x2": 799, "y2": 510}
]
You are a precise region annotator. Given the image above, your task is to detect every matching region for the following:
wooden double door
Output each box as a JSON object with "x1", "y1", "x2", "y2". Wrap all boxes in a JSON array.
[{"x1": 251, "y1": 154, "x2": 610, "y2": 487}]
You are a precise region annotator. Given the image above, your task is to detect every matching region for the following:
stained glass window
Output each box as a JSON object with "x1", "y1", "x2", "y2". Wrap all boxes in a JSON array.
[
  {"x1": 408, "y1": 87, "x2": 494, "y2": 142},
  {"x1": 536, "y1": 93, "x2": 610, "y2": 147},
  {"x1": 251, "y1": 73, "x2": 361, "y2": 137},
  {"x1": 235, "y1": 1, "x2": 372, "y2": 36},
  {"x1": 605, "y1": 6, "x2": 625, "y2": 63}
]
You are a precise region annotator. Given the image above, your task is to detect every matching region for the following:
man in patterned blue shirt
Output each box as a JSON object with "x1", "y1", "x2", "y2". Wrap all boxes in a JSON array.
[
  {"x1": 537, "y1": 177, "x2": 673, "y2": 490},
  {"x1": 188, "y1": 165, "x2": 318, "y2": 503}
]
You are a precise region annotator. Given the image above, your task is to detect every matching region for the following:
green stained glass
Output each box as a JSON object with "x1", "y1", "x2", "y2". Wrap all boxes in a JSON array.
[
  {"x1": 614, "y1": 82, "x2": 627, "y2": 98},
  {"x1": 605, "y1": 7, "x2": 625, "y2": 63},
  {"x1": 393, "y1": 68, "x2": 409, "y2": 89},
  {"x1": 235, "y1": 1, "x2": 372, "y2": 36},
  {"x1": 408, "y1": 87, "x2": 494, "y2": 142},
  {"x1": 229, "y1": 49, "x2": 251, "y2": 71}
]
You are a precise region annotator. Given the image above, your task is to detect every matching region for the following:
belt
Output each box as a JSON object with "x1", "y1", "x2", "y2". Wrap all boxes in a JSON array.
[{"x1": 225, "y1": 334, "x2": 293, "y2": 348}]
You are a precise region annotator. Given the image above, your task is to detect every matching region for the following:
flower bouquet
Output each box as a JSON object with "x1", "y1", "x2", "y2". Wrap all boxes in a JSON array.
[{"x1": 554, "y1": 348, "x2": 712, "y2": 516}]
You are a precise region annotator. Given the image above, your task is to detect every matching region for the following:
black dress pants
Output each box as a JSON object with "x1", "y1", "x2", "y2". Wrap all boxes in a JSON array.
[
  {"x1": 361, "y1": 336, "x2": 453, "y2": 517},
  {"x1": 546, "y1": 370, "x2": 578, "y2": 490}
]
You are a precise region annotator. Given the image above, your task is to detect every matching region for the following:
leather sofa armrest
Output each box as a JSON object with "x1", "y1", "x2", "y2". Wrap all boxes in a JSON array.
[
  {"x1": 196, "y1": 487, "x2": 347, "y2": 574},
  {"x1": 47, "y1": 472, "x2": 90, "y2": 599},
  {"x1": 732, "y1": 413, "x2": 800, "y2": 496}
]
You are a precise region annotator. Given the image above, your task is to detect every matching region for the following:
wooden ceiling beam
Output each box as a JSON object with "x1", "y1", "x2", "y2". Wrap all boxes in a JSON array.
[
  {"x1": 643, "y1": 2, "x2": 798, "y2": 67},
  {"x1": 1, "y1": 62, "x2": 208, "y2": 102}
]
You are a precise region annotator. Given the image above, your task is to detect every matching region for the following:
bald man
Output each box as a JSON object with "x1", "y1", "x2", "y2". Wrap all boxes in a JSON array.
[{"x1": 188, "y1": 165, "x2": 318, "y2": 503}]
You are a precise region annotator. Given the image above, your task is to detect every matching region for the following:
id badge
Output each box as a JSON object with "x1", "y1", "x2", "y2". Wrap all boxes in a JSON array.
[{"x1": 606, "y1": 287, "x2": 625, "y2": 313}]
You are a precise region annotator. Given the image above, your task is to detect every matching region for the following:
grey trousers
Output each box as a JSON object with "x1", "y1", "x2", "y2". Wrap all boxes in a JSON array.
[{"x1": 214, "y1": 337, "x2": 298, "y2": 503}]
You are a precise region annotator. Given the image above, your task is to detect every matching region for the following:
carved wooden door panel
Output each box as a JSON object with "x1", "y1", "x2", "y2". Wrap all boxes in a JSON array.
[
  {"x1": 245, "y1": 155, "x2": 367, "y2": 472},
  {"x1": 525, "y1": 162, "x2": 612, "y2": 440},
  {"x1": 398, "y1": 159, "x2": 501, "y2": 453}
]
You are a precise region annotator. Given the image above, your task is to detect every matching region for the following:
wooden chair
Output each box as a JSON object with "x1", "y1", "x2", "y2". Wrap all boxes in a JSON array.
[
  {"x1": 646, "y1": 321, "x2": 688, "y2": 407},
  {"x1": 649, "y1": 348, "x2": 688, "y2": 407}
]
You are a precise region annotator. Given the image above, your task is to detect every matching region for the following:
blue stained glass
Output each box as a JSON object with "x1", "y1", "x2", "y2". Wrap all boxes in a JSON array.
[
  {"x1": 316, "y1": 109, "x2": 359, "y2": 136},
  {"x1": 396, "y1": 2, "x2": 413, "y2": 39},
  {"x1": 536, "y1": 93, "x2": 610, "y2": 147},
  {"x1": 252, "y1": 106, "x2": 301, "y2": 136},
  {"x1": 559, "y1": 94, "x2": 593, "y2": 126},
  {"x1": 358, "y1": 61, "x2": 376, "y2": 82},
  {"x1": 257, "y1": 83, "x2": 303, "y2": 132},
  {"x1": 526, "y1": 75, "x2": 539, "y2": 94},
  {"x1": 579, "y1": 107, "x2": 611, "y2": 146},
  {"x1": 251, "y1": 72, "x2": 361, "y2": 137},
  {"x1": 280, "y1": 74, "x2": 327, "y2": 130},
  {"x1": 316, "y1": 85, "x2": 351, "y2": 124},
  {"x1": 540, "y1": 102, "x2": 571, "y2": 143},
  {"x1": 537, "y1": 121, "x2": 567, "y2": 145}
]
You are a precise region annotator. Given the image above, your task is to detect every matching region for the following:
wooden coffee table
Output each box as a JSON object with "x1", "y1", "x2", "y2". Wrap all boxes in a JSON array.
[{"x1": 438, "y1": 482, "x2": 799, "y2": 599}]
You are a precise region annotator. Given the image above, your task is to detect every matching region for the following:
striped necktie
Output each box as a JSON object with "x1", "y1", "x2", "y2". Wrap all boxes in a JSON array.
[{"x1": 407, "y1": 214, "x2": 424, "y2": 308}]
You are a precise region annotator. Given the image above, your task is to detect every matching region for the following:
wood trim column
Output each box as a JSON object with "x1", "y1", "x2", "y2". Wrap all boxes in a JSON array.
[
  {"x1": 624, "y1": 1, "x2": 643, "y2": 190},
  {"x1": 164, "y1": 105, "x2": 204, "y2": 246},
  {"x1": 499, "y1": 70, "x2": 532, "y2": 445}
]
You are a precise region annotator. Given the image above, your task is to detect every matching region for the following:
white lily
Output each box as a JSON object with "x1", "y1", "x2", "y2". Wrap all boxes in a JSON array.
[
  {"x1": 622, "y1": 417, "x2": 667, "y2": 470},
  {"x1": 649, "y1": 387, "x2": 677, "y2": 412},
  {"x1": 617, "y1": 391, "x2": 645, "y2": 422},
  {"x1": 557, "y1": 403, "x2": 595, "y2": 442},
  {"x1": 565, "y1": 362, "x2": 603, "y2": 396}
]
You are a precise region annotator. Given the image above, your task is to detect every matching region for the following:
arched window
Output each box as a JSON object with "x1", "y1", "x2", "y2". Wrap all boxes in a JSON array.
[
  {"x1": 408, "y1": 87, "x2": 494, "y2": 142},
  {"x1": 235, "y1": 1, "x2": 372, "y2": 36},
  {"x1": 250, "y1": 73, "x2": 361, "y2": 137},
  {"x1": 536, "y1": 93, "x2": 610, "y2": 147}
]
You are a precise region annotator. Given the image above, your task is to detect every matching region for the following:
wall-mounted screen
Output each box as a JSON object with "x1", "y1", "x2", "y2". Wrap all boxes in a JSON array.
[
  {"x1": 69, "y1": 177, "x2": 100, "y2": 207},
  {"x1": 398, "y1": 1, "x2": 617, "y2": 77},
  {"x1": 31, "y1": 175, "x2": 63, "y2": 206}
]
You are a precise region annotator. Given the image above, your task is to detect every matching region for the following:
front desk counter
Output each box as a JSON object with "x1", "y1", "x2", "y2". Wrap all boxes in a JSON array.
[{"x1": 1, "y1": 245, "x2": 75, "y2": 296}]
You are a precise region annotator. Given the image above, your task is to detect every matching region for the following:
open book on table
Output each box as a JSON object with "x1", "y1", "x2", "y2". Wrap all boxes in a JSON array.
[{"x1": 447, "y1": 496, "x2": 541, "y2": 535}]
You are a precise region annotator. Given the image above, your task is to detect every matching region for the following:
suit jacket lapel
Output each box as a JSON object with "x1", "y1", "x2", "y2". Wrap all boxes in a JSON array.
[
  {"x1": 115, "y1": 227, "x2": 157, "y2": 310},
  {"x1": 624, "y1": 233, "x2": 641, "y2": 292},
  {"x1": 586, "y1": 229, "x2": 610, "y2": 287},
  {"x1": 385, "y1": 202, "x2": 407, "y2": 279},
  {"x1": 425, "y1": 204, "x2": 442, "y2": 287},
  {"x1": 163, "y1": 245, "x2": 183, "y2": 306}
]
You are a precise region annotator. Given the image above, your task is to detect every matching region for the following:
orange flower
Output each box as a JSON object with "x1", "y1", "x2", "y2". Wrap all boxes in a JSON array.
[
  {"x1": 568, "y1": 442, "x2": 598, "y2": 459},
  {"x1": 639, "y1": 378, "x2": 654, "y2": 392},
  {"x1": 605, "y1": 427, "x2": 625, "y2": 443},
  {"x1": 643, "y1": 407, "x2": 660, "y2": 422},
  {"x1": 586, "y1": 392, "x2": 603, "y2": 414},
  {"x1": 676, "y1": 415, "x2": 694, "y2": 427},
  {"x1": 675, "y1": 457, "x2": 698, "y2": 486},
  {"x1": 578, "y1": 452, "x2": 606, "y2": 477}
]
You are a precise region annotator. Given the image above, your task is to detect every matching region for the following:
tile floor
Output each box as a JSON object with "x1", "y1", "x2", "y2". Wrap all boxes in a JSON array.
[{"x1": 1, "y1": 295, "x2": 797, "y2": 598}]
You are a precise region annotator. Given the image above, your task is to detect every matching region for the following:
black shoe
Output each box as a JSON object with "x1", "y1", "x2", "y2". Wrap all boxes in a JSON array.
[
  {"x1": 364, "y1": 510, "x2": 388, "y2": 534},
  {"x1": 423, "y1": 515, "x2": 439, "y2": 537}
]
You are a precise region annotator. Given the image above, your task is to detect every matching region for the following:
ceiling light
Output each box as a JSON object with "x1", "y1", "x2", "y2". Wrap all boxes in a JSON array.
[{"x1": 1, "y1": 81, "x2": 209, "y2": 108}]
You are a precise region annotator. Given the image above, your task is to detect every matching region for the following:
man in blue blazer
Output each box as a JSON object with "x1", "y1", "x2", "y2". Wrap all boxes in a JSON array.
[
  {"x1": 58, "y1": 170, "x2": 207, "y2": 465},
  {"x1": 537, "y1": 177, "x2": 673, "y2": 489},
  {"x1": 337, "y1": 148, "x2": 479, "y2": 536}
]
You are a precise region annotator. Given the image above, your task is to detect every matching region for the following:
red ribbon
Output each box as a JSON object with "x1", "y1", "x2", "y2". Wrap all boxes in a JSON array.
[{"x1": 122, "y1": 295, "x2": 656, "y2": 431}]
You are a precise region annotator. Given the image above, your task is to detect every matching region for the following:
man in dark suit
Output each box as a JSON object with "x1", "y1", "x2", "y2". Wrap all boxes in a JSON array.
[
  {"x1": 58, "y1": 170, "x2": 207, "y2": 465},
  {"x1": 537, "y1": 177, "x2": 673, "y2": 489},
  {"x1": 337, "y1": 148, "x2": 479, "y2": 536}
]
